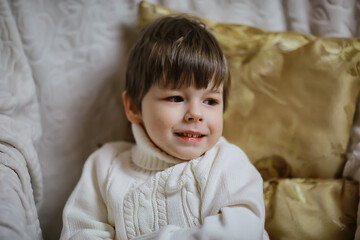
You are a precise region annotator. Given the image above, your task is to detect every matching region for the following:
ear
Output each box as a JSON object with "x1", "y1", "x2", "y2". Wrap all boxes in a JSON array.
[{"x1": 122, "y1": 91, "x2": 142, "y2": 124}]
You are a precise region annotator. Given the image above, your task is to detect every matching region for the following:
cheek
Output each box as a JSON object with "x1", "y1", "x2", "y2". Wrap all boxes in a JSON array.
[
  {"x1": 215, "y1": 119, "x2": 223, "y2": 135},
  {"x1": 143, "y1": 107, "x2": 177, "y2": 130},
  {"x1": 210, "y1": 112, "x2": 224, "y2": 135}
]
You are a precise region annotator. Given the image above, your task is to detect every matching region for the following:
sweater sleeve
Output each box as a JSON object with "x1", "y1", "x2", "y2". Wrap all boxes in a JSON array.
[
  {"x1": 132, "y1": 207, "x2": 268, "y2": 240},
  {"x1": 60, "y1": 142, "x2": 132, "y2": 240},
  {"x1": 133, "y1": 139, "x2": 268, "y2": 240}
]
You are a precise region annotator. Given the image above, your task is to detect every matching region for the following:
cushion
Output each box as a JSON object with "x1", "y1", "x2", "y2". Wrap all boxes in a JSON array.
[
  {"x1": 138, "y1": 1, "x2": 360, "y2": 239},
  {"x1": 264, "y1": 179, "x2": 358, "y2": 240},
  {"x1": 138, "y1": 0, "x2": 360, "y2": 179}
]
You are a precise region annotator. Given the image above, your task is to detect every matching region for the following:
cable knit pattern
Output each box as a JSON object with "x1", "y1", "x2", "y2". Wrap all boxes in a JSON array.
[
  {"x1": 60, "y1": 124, "x2": 267, "y2": 239},
  {"x1": 156, "y1": 170, "x2": 169, "y2": 229},
  {"x1": 123, "y1": 189, "x2": 137, "y2": 239},
  {"x1": 124, "y1": 171, "x2": 170, "y2": 238}
]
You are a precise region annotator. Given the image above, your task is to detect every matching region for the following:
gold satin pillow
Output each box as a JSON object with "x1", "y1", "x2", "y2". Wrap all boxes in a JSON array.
[
  {"x1": 138, "y1": 1, "x2": 360, "y2": 179},
  {"x1": 264, "y1": 179, "x2": 358, "y2": 240}
]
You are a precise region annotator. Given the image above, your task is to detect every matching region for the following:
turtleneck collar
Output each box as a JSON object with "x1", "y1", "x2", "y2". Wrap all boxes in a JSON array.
[{"x1": 131, "y1": 123, "x2": 184, "y2": 171}]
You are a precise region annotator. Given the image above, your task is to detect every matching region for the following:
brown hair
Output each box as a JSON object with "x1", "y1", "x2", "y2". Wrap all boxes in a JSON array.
[{"x1": 125, "y1": 15, "x2": 230, "y2": 112}]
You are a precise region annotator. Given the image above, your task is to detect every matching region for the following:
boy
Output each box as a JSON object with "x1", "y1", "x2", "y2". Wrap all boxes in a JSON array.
[{"x1": 61, "y1": 16, "x2": 267, "y2": 239}]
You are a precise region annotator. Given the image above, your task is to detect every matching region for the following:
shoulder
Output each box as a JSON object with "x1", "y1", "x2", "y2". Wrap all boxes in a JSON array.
[
  {"x1": 67, "y1": 141, "x2": 135, "y2": 205},
  {"x1": 83, "y1": 141, "x2": 134, "y2": 173},
  {"x1": 215, "y1": 137, "x2": 249, "y2": 161},
  {"x1": 195, "y1": 137, "x2": 265, "y2": 217},
  {"x1": 208, "y1": 137, "x2": 257, "y2": 173},
  {"x1": 94, "y1": 141, "x2": 134, "y2": 158},
  {"x1": 193, "y1": 137, "x2": 262, "y2": 187},
  {"x1": 217, "y1": 137, "x2": 261, "y2": 179}
]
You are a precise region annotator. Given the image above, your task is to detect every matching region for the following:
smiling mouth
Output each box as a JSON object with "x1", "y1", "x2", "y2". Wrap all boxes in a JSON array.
[{"x1": 176, "y1": 132, "x2": 205, "y2": 138}]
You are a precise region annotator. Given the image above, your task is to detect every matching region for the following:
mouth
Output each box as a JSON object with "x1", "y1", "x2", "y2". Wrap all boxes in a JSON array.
[
  {"x1": 175, "y1": 131, "x2": 206, "y2": 142},
  {"x1": 176, "y1": 132, "x2": 204, "y2": 138}
]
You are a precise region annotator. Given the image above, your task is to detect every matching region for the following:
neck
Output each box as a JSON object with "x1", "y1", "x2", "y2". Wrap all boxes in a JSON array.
[{"x1": 131, "y1": 123, "x2": 184, "y2": 171}]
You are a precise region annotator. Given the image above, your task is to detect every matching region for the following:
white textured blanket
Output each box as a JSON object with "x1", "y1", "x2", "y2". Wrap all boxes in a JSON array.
[
  {"x1": 1, "y1": 0, "x2": 360, "y2": 239},
  {"x1": 0, "y1": 0, "x2": 42, "y2": 239}
]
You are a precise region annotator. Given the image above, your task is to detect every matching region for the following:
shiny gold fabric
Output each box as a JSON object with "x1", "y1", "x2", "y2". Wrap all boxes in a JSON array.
[
  {"x1": 264, "y1": 179, "x2": 358, "y2": 240},
  {"x1": 221, "y1": 34, "x2": 360, "y2": 179},
  {"x1": 139, "y1": 1, "x2": 360, "y2": 178}
]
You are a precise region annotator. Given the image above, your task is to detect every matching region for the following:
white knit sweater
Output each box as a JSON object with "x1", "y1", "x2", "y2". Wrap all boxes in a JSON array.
[{"x1": 60, "y1": 124, "x2": 267, "y2": 240}]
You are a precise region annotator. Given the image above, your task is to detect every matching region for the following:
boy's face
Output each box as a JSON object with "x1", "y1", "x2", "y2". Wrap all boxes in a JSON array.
[{"x1": 126, "y1": 83, "x2": 224, "y2": 161}]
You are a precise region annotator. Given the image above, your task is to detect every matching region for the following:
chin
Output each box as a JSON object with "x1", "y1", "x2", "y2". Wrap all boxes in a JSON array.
[{"x1": 175, "y1": 152, "x2": 204, "y2": 161}]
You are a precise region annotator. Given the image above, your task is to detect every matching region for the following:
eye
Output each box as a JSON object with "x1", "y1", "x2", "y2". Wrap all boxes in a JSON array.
[
  {"x1": 204, "y1": 98, "x2": 219, "y2": 106},
  {"x1": 166, "y1": 96, "x2": 184, "y2": 102}
]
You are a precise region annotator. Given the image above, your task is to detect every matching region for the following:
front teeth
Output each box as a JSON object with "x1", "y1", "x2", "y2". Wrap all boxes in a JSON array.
[{"x1": 178, "y1": 133, "x2": 201, "y2": 138}]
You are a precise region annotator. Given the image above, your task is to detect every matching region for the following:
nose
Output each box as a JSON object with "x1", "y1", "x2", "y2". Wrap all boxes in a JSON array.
[{"x1": 184, "y1": 102, "x2": 203, "y2": 122}]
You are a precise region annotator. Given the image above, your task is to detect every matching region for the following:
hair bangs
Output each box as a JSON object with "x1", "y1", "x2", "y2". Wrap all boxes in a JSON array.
[{"x1": 154, "y1": 33, "x2": 229, "y2": 92}]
